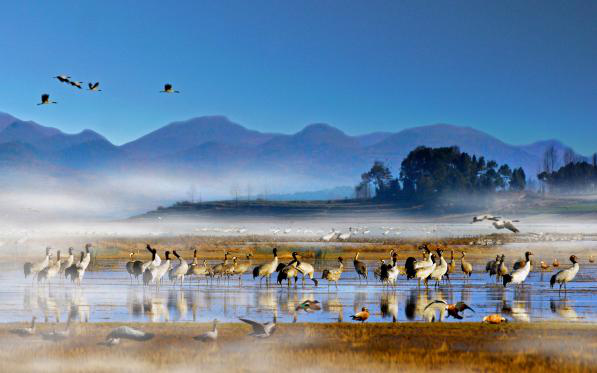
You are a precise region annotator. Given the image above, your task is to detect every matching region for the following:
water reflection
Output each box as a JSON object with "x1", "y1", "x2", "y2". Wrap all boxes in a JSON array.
[{"x1": 2, "y1": 258, "x2": 597, "y2": 324}]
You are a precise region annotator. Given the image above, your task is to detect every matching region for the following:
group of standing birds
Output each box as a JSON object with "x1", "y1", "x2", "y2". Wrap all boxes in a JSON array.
[
  {"x1": 38, "y1": 75, "x2": 179, "y2": 106},
  {"x1": 23, "y1": 244, "x2": 92, "y2": 285}
]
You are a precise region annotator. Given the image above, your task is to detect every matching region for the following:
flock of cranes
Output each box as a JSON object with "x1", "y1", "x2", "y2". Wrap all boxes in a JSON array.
[
  {"x1": 37, "y1": 75, "x2": 179, "y2": 106},
  {"x1": 22, "y1": 241, "x2": 582, "y2": 298}
]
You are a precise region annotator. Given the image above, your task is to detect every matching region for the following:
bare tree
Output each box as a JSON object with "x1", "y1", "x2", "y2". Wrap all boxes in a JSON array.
[
  {"x1": 593, "y1": 153, "x2": 596, "y2": 168},
  {"x1": 187, "y1": 184, "x2": 197, "y2": 203},
  {"x1": 543, "y1": 145, "x2": 558, "y2": 173},
  {"x1": 563, "y1": 148, "x2": 576, "y2": 165},
  {"x1": 230, "y1": 183, "x2": 240, "y2": 204}
]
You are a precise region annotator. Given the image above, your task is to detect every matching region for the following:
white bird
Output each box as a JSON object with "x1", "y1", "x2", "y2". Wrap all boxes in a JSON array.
[
  {"x1": 37, "y1": 94, "x2": 57, "y2": 105},
  {"x1": 253, "y1": 248, "x2": 279, "y2": 285},
  {"x1": 239, "y1": 317, "x2": 276, "y2": 338},
  {"x1": 550, "y1": 255, "x2": 580, "y2": 294},
  {"x1": 153, "y1": 251, "x2": 172, "y2": 285},
  {"x1": 429, "y1": 249, "x2": 448, "y2": 287},
  {"x1": 160, "y1": 83, "x2": 179, "y2": 93},
  {"x1": 338, "y1": 228, "x2": 352, "y2": 241},
  {"x1": 60, "y1": 248, "x2": 74, "y2": 276},
  {"x1": 423, "y1": 300, "x2": 474, "y2": 322},
  {"x1": 194, "y1": 319, "x2": 218, "y2": 342},
  {"x1": 493, "y1": 219, "x2": 520, "y2": 233},
  {"x1": 170, "y1": 250, "x2": 188, "y2": 285},
  {"x1": 503, "y1": 251, "x2": 533, "y2": 287},
  {"x1": 24, "y1": 247, "x2": 51, "y2": 279},
  {"x1": 321, "y1": 229, "x2": 337, "y2": 242},
  {"x1": 10, "y1": 316, "x2": 36, "y2": 336},
  {"x1": 106, "y1": 326, "x2": 154, "y2": 341},
  {"x1": 38, "y1": 250, "x2": 61, "y2": 284}
]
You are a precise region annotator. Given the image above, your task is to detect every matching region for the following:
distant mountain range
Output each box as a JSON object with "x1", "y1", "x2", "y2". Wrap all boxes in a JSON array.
[{"x1": 0, "y1": 111, "x2": 588, "y2": 189}]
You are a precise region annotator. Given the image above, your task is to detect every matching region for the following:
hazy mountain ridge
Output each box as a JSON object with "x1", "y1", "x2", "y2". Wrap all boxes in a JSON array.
[{"x1": 0, "y1": 112, "x2": 589, "y2": 184}]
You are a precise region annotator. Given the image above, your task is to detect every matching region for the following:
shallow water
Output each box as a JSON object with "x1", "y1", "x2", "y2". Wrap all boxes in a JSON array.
[{"x1": 2, "y1": 254, "x2": 596, "y2": 325}]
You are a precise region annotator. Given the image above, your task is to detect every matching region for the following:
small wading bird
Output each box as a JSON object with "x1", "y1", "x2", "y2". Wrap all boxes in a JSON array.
[
  {"x1": 9, "y1": 316, "x2": 36, "y2": 337},
  {"x1": 503, "y1": 251, "x2": 533, "y2": 288},
  {"x1": 350, "y1": 307, "x2": 370, "y2": 323},
  {"x1": 194, "y1": 319, "x2": 218, "y2": 342},
  {"x1": 87, "y1": 82, "x2": 101, "y2": 91},
  {"x1": 482, "y1": 314, "x2": 508, "y2": 324},
  {"x1": 423, "y1": 300, "x2": 474, "y2": 322},
  {"x1": 160, "y1": 83, "x2": 179, "y2": 93},
  {"x1": 239, "y1": 317, "x2": 277, "y2": 338},
  {"x1": 550, "y1": 255, "x2": 580, "y2": 295},
  {"x1": 37, "y1": 94, "x2": 57, "y2": 105}
]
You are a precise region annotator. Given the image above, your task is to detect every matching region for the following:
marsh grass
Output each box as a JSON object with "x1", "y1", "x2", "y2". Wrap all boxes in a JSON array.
[{"x1": 0, "y1": 322, "x2": 594, "y2": 372}]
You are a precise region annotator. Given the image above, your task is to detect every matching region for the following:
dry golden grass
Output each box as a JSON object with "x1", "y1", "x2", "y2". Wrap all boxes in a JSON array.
[{"x1": 0, "y1": 322, "x2": 595, "y2": 372}]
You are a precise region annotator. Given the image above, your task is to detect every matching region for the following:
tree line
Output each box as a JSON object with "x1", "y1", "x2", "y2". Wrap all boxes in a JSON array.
[
  {"x1": 539, "y1": 145, "x2": 597, "y2": 194},
  {"x1": 355, "y1": 146, "x2": 526, "y2": 204}
]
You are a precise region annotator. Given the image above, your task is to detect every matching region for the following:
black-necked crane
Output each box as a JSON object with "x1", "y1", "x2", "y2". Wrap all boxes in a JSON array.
[
  {"x1": 550, "y1": 255, "x2": 580, "y2": 295},
  {"x1": 322, "y1": 257, "x2": 344, "y2": 289},
  {"x1": 460, "y1": 251, "x2": 473, "y2": 278},
  {"x1": 10, "y1": 316, "x2": 36, "y2": 336},
  {"x1": 294, "y1": 253, "x2": 318, "y2": 287},
  {"x1": 253, "y1": 248, "x2": 279, "y2": 286},
  {"x1": 87, "y1": 82, "x2": 101, "y2": 91},
  {"x1": 160, "y1": 83, "x2": 179, "y2": 93},
  {"x1": 24, "y1": 247, "x2": 51, "y2": 279},
  {"x1": 171, "y1": 250, "x2": 188, "y2": 286},
  {"x1": 54, "y1": 75, "x2": 71, "y2": 83},
  {"x1": 37, "y1": 94, "x2": 57, "y2": 105},
  {"x1": 353, "y1": 252, "x2": 367, "y2": 282},
  {"x1": 60, "y1": 248, "x2": 74, "y2": 277},
  {"x1": 194, "y1": 319, "x2": 218, "y2": 342},
  {"x1": 277, "y1": 252, "x2": 300, "y2": 287},
  {"x1": 142, "y1": 250, "x2": 158, "y2": 286},
  {"x1": 423, "y1": 300, "x2": 474, "y2": 322},
  {"x1": 154, "y1": 251, "x2": 172, "y2": 286},
  {"x1": 239, "y1": 316, "x2": 276, "y2": 338},
  {"x1": 374, "y1": 249, "x2": 394, "y2": 279},
  {"x1": 482, "y1": 314, "x2": 507, "y2": 324},
  {"x1": 38, "y1": 250, "x2": 61, "y2": 285},
  {"x1": 350, "y1": 307, "x2": 370, "y2": 323},
  {"x1": 429, "y1": 249, "x2": 448, "y2": 287},
  {"x1": 503, "y1": 251, "x2": 533, "y2": 288},
  {"x1": 141, "y1": 244, "x2": 158, "y2": 273},
  {"x1": 69, "y1": 81, "x2": 83, "y2": 89}
]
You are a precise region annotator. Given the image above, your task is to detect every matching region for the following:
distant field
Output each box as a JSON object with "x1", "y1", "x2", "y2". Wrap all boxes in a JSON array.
[{"x1": 0, "y1": 322, "x2": 595, "y2": 372}]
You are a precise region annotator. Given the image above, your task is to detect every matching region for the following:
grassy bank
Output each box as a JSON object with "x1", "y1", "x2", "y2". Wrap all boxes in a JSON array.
[{"x1": 0, "y1": 322, "x2": 595, "y2": 372}]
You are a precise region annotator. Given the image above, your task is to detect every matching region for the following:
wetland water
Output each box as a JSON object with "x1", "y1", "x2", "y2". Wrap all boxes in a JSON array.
[{"x1": 1, "y1": 250, "x2": 596, "y2": 325}]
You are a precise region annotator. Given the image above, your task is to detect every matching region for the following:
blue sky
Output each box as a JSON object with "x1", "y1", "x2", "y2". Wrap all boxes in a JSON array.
[{"x1": 0, "y1": 1, "x2": 595, "y2": 153}]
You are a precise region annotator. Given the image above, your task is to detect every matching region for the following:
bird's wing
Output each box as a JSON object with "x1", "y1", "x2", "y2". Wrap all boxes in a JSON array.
[
  {"x1": 455, "y1": 302, "x2": 475, "y2": 312},
  {"x1": 165, "y1": 83, "x2": 172, "y2": 90},
  {"x1": 239, "y1": 318, "x2": 266, "y2": 334},
  {"x1": 423, "y1": 299, "x2": 448, "y2": 312},
  {"x1": 42, "y1": 94, "x2": 49, "y2": 101},
  {"x1": 92, "y1": 82, "x2": 99, "y2": 89},
  {"x1": 88, "y1": 82, "x2": 93, "y2": 89}
]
